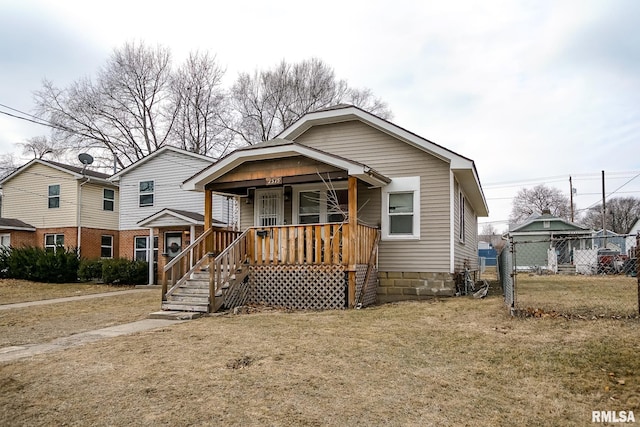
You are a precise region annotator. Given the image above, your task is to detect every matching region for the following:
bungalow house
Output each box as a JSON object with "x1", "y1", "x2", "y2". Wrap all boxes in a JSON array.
[
  {"x1": 161, "y1": 105, "x2": 488, "y2": 312},
  {"x1": 509, "y1": 210, "x2": 592, "y2": 273},
  {"x1": 108, "y1": 146, "x2": 233, "y2": 284},
  {"x1": 0, "y1": 159, "x2": 119, "y2": 259}
]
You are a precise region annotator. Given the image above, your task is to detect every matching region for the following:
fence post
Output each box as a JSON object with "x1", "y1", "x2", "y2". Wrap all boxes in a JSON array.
[
  {"x1": 637, "y1": 232, "x2": 639, "y2": 316},
  {"x1": 510, "y1": 236, "x2": 516, "y2": 311}
]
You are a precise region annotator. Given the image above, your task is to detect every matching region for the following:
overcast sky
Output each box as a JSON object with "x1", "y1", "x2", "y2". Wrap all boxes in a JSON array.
[{"x1": 1, "y1": 0, "x2": 639, "y2": 231}]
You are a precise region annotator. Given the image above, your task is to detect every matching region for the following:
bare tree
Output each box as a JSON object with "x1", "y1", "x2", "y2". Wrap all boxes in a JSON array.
[
  {"x1": 579, "y1": 197, "x2": 640, "y2": 234},
  {"x1": 170, "y1": 51, "x2": 232, "y2": 159},
  {"x1": 0, "y1": 153, "x2": 18, "y2": 179},
  {"x1": 227, "y1": 58, "x2": 392, "y2": 144},
  {"x1": 34, "y1": 41, "x2": 177, "y2": 169},
  {"x1": 510, "y1": 184, "x2": 571, "y2": 224},
  {"x1": 17, "y1": 136, "x2": 65, "y2": 160}
]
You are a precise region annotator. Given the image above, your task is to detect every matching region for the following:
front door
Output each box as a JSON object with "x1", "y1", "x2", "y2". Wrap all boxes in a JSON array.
[
  {"x1": 165, "y1": 232, "x2": 183, "y2": 259},
  {"x1": 254, "y1": 189, "x2": 284, "y2": 226}
]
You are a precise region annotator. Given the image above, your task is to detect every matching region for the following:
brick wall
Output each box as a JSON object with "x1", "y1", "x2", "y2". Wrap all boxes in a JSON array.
[
  {"x1": 79, "y1": 227, "x2": 119, "y2": 260},
  {"x1": 29, "y1": 227, "x2": 119, "y2": 259},
  {"x1": 34, "y1": 227, "x2": 77, "y2": 252},
  {"x1": 4, "y1": 231, "x2": 37, "y2": 248},
  {"x1": 119, "y1": 229, "x2": 156, "y2": 261},
  {"x1": 377, "y1": 271, "x2": 456, "y2": 303}
]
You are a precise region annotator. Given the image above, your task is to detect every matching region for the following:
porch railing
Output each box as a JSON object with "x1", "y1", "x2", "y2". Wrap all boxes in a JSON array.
[
  {"x1": 162, "y1": 227, "x2": 241, "y2": 298},
  {"x1": 247, "y1": 222, "x2": 379, "y2": 265}
]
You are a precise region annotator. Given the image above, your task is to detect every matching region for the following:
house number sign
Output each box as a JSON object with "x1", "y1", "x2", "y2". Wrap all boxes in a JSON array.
[{"x1": 266, "y1": 177, "x2": 282, "y2": 185}]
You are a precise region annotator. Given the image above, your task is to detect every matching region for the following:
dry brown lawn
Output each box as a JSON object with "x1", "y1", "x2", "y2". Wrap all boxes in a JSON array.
[
  {"x1": 0, "y1": 279, "x2": 130, "y2": 305},
  {"x1": 0, "y1": 280, "x2": 639, "y2": 426},
  {"x1": 515, "y1": 274, "x2": 638, "y2": 317}
]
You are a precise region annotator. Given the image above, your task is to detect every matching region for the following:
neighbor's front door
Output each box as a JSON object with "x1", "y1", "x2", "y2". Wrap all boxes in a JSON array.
[
  {"x1": 165, "y1": 232, "x2": 182, "y2": 259},
  {"x1": 254, "y1": 189, "x2": 284, "y2": 226}
]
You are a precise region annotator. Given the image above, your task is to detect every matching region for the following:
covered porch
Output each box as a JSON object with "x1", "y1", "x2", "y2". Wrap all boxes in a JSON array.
[{"x1": 161, "y1": 140, "x2": 389, "y2": 312}]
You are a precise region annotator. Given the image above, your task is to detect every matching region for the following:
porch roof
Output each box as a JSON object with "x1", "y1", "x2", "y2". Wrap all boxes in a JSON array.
[
  {"x1": 137, "y1": 208, "x2": 225, "y2": 228},
  {"x1": 182, "y1": 139, "x2": 391, "y2": 192},
  {"x1": 0, "y1": 218, "x2": 36, "y2": 232}
]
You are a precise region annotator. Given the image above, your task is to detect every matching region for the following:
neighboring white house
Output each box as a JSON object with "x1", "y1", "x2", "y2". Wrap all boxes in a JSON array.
[
  {"x1": 109, "y1": 146, "x2": 233, "y2": 284},
  {"x1": 626, "y1": 218, "x2": 640, "y2": 257}
]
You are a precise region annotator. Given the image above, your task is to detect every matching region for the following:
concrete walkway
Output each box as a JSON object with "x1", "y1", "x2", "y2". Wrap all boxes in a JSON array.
[{"x1": 0, "y1": 288, "x2": 192, "y2": 363}]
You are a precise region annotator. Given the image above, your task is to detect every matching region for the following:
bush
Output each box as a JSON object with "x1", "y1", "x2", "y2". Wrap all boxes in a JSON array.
[
  {"x1": 3, "y1": 246, "x2": 79, "y2": 283},
  {"x1": 101, "y1": 258, "x2": 148, "y2": 286},
  {"x1": 78, "y1": 259, "x2": 104, "y2": 282}
]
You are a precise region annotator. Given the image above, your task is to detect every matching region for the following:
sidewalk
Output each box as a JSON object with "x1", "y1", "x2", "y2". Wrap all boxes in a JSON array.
[{"x1": 0, "y1": 288, "x2": 191, "y2": 363}]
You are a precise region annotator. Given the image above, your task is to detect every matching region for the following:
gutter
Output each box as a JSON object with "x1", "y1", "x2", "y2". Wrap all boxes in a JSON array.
[{"x1": 77, "y1": 177, "x2": 91, "y2": 253}]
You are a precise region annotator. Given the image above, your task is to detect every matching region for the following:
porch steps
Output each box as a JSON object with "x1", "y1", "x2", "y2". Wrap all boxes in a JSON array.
[
  {"x1": 557, "y1": 264, "x2": 576, "y2": 275},
  {"x1": 161, "y1": 270, "x2": 210, "y2": 312},
  {"x1": 161, "y1": 266, "x2": 249, "y2": 313}
]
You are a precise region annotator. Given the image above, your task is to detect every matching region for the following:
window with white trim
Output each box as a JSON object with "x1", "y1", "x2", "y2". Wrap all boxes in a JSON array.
[
  {"x1": 45, "y1": 234, "x2": 64, "y2": 252},
  {"x1": 459, "y1": 191, "x2": 466, "y2": 243},
  {"x1": 381, "y1": 177, "x2": 420, "y2": 240},
  {"x1": 103, "y1": 188, "x2": 115, "y2": 211},
  {"x1": 0, "y1": 234, "x2": 10, "y2": 249},
  {"x1": 101, "y1": 235, "x2": 113, "y2": 258},
  {"x1": 48, "y1": 184, "x2": 60, "y2": 209},
  {"x1": 293, "y1": 184, "x2": 348, "y2": 225},
  {"x1": 139, "y1": 180, "x2": 154, "y2": 207},
  {"x1": 135, "y1": 236, "x2": 158, "y2": 262}
]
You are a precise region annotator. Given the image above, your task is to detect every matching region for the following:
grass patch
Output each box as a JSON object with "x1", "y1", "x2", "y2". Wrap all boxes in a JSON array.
[
  {"x1": 0, "y1": 288, "x2": 639, "y2": 426},
  {"x1": 0, "y1": 279, "x2": 131, "y2": 305},
  {"x1": 515, "y1": 274, "x2": 638, "y2": 318},
  {"x1": 0, "y1": 291, "x2": 159, "y2": 347}
]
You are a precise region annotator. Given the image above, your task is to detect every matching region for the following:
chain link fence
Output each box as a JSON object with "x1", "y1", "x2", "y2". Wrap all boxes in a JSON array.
[{"x1": 500, "y1": 233, "x2": 639, "y2": 318}]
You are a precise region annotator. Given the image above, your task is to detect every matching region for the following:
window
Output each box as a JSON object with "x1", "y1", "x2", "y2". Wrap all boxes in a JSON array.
[
  {"x1": 101, "y1": 235, "x2": 113, "y2": 258},
  {"x1": 139, "y1": 180, "x2": 154, "y2": 207},
  {"x1": 135, "y1": 236, "x2": 158, "y2": 263},
  {"x1": 45, "y1": 234, "x2": 64, "y2": 252},
  {"x1": 48, "y1": 184, "x2": 60, "y2": 209},
  {"x1": 381, "y1": 177, "x2": 420, "y2": 240},
  {"x1": 293, "y1": 185, "x2": 348, "y2": 225},
  {"x1": 298, "y1": 191, "x2": 320, "y2": 224},
  {"x1": 389, "y1": 193, "x2": 414, "y2": 234},
  {"x1": 0, "y1": 234, "x2": 10, "y2": 249},
  {"x1": 103, "y1": 188, "x2": 115, "y2": 211},
  {"x1": 459, "y1": 191, "x2": 466, "y2": 243}
]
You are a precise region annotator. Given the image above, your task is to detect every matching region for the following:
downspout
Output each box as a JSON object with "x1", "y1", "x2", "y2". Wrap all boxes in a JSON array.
[{"x1": 78, "y1": 177, "x2": 91, "y2": 256}]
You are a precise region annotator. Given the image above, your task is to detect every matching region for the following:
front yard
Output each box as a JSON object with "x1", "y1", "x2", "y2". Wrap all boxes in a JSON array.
[{"x1": 0, "y1": 280, "x2": 638, "y2": 426}]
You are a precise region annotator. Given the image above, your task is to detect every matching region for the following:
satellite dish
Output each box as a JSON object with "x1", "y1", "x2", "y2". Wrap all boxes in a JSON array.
[{"x1": 78, "y1": 153, "x2": 94, "y2": 165}]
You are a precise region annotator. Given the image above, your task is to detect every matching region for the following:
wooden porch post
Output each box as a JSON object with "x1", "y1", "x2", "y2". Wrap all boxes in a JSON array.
[
  {"x1": 347, "y1": 176, "x2": 357, "y2": 308},
  {"x1": 204, "y1": 189, "x2": 213, "y2": 230},
  {"x1": 204, "y1": 189, "x2": 213, "y2": 252}
]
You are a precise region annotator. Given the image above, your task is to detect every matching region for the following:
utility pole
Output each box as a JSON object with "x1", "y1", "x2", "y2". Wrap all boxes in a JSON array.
[{"x1": 569, "y1": 176, "x2": 574, "y2": 222}]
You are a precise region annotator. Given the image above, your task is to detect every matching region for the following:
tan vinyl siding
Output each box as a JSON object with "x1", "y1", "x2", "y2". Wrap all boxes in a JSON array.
[
  {"x1": 240, "y1": 201, "x2": 254, "y2": 229},
  {"x1": 454, "y1": 180, "x2": 479, "y2": 271},
  {"x1": 294, "y1": 120, "x2": 452, "y2": 272},
  {"x1": 80, "y1": 184, "x2": 119, "y2": 230},
  {"x1": 2, "y1": 163, "x2": 78, "y2": 228}
]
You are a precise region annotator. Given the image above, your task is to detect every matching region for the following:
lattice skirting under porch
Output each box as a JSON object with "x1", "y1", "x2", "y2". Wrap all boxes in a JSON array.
[
  {"x1": 247, "y1": 264, "x2": 347, "y2": 310},
  {"x1": 355, "y1": 264, "x2": 378, "y2": 307}
]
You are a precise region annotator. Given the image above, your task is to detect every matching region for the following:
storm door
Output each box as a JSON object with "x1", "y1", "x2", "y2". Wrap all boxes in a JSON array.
[{"x1": 254, "y1": 189, "x2": 284, "y2": 227}]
